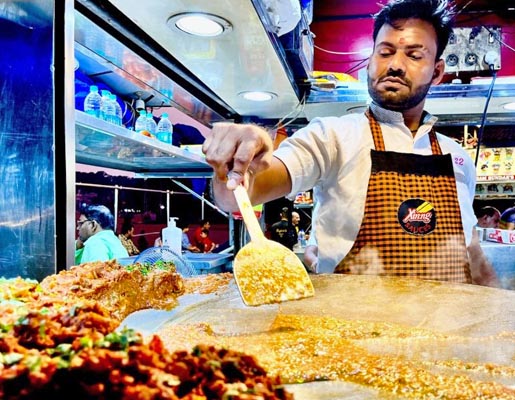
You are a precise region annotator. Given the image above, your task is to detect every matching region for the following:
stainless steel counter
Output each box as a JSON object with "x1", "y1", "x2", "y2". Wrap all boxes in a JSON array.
[
  {"x1": 481, "y1": 242, "x2": 515, "y2": 290},
  {"x1": 183, "y1": 253, "x2": 233, "y2": 274}
]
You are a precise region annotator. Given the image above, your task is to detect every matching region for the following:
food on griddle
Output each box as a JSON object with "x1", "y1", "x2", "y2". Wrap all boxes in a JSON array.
[
  {"x1": 156, "y1": 314, "x2": 515, "y2": 399},
  {"x1": 183, "y1": 272, "x2": 233, "y2": 295},
  {"x1": 39, "y1": 260, "x2": 185, "y2": 322},
  {"x1": 0, "y1": 269, "x2": 294, "y2": 400},
  {"x1": 0, "y1": 277, "x2": 41, "y2": 303},
  {"x1": 234, "y1": 242, "x2": 314, "y2": 306},
  {"x1": 1, "y1": 313, "x2": 291, "y2": 399}
]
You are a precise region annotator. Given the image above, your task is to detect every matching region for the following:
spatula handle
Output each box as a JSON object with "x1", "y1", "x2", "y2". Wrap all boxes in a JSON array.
[{"x1": 233, "y1": 185, "x2": 266, "y2": 242}]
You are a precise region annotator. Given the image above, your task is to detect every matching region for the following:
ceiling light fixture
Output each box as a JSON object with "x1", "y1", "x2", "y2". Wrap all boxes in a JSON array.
[
  {"x1": 239, "y1": 91, "x2": 277, "y2": 102},
  {"x1": 167, "y1": 13, "x2": 232, "y2": 37},
  {"x1": 502, "y1": 102, "x2": 515, "y2": 111}
]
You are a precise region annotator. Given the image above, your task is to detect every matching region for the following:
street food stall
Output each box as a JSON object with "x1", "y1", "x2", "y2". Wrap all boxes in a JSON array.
[{"x1": 1, "y1": 1, "x2": 515, "y2": 398}]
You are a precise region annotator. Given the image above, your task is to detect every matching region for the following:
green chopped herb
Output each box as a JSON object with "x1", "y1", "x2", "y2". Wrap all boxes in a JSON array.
[
  {"x1": 24, "y1": 355, "x2": 42, "y2": 372},
  {"x1": 1, "y1": 352, "x2": 24, "y2": 366}
]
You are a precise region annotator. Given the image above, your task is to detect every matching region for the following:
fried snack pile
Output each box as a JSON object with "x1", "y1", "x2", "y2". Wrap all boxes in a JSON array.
[
  {"x1": 0, "y1": 265, "x2": 292, "y2": 399},
  {"x1": 39, "y1": 260, "x2": 185, "y2": 322}
]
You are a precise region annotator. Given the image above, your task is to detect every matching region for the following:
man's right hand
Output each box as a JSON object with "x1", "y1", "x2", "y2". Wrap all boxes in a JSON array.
[{"x1": 203, "y1": 122, "x2": 274, "y2": 211}]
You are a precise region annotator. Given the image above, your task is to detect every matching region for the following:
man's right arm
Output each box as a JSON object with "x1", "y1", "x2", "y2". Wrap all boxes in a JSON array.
[{"x1": 204, "y1": 123, "x2": 292, "y2": 211}]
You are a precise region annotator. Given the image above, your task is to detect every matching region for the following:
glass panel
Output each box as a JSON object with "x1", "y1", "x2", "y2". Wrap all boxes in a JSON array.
[{"x1": 0, "y1": 15, "x2": 56, "y2": 280}]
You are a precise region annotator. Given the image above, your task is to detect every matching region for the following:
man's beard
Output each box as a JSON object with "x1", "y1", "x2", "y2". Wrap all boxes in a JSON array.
[{"x1": 368, "y1": 76, "x2": 432, "y2": 111}]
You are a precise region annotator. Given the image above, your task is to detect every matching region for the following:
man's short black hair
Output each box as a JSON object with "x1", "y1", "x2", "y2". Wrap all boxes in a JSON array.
[
  {"x1": 281, "y1": 207, "x2": 289, "y2": 219},
  {"x1": 476, "y1": 206, "x2": 500, "y2": 219},
  {"x1": 120, "y1": 219, "x2": 134, "y2": 235},
  {"x1": 83, "y1": 204, "x2": 115, "y2": 230},
  {"x1": 373, "y1": 0, "x2": 456, "y2": 59},
  {"x1": 176, "y1": 219, "x2": 189, "y2": 230}
]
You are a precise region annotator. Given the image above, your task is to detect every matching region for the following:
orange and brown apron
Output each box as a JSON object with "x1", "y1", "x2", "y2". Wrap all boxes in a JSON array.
[{"x1": 334, "y1": 110, "x2": 472, "y2": 283}]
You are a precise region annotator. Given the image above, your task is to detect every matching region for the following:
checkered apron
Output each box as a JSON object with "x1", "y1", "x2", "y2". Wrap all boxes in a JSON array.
[{"x1": 334, "y1": 110, "x2": 472, "y2": 283}]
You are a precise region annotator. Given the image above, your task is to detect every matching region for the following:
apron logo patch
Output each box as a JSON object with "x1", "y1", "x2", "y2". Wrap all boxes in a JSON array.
[{"x1": 398, "y1": 199, "x2": 436, "y2": 236}]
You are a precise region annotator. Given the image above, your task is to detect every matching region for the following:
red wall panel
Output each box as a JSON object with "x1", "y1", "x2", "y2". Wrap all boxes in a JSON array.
[{"x1": 311, "y1": 2, "x2": 515, "y2": 79}]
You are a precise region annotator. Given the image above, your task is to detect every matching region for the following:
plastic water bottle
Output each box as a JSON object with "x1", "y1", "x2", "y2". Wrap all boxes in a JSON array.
[
  {"x1": 298, "y1": 229, "x2": 307, "y2": 247},
  {"x1": 111, "y1": 94, "x2": 123, "y2": 126},
  {"x1": 83, "y1": 85, "x2": 102, "y2": 119},
  {"x1": 134, "y1": 111, "x2": 147, "y2": 133},
  {"x1": 146, "y1": 111, "x2": 157, "y2": 135},
  {"x1": 156, "y1": 112, "x2": 173, "y2": 144},
  {"x1": 100, "y1": 89, "x2": 116, "y2": 124}
]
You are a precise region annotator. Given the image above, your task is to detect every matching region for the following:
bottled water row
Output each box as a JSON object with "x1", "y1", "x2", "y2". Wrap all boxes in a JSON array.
[
  {"x1": 134, "y1": 111, "x2": 173, "y2": 144},
  {"x1": 84, "y1": 84, "x2": 173, "y2": 144},
  {"x1": 83, "y1": 85, "x2": 123, "y2": 126}
]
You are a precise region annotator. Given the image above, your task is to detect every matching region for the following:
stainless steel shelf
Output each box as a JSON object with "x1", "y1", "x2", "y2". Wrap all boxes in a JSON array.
[
  {"x1": 75, "y1": 110, "x2": 212, "y2": 177},
  {"x1": 475, "y1": 194, "x2": 515, "y2": 199}
]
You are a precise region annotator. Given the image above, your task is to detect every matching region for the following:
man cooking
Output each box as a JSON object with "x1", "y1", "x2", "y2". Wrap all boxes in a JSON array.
[{"x1": 203, "y1": 0, "x2": 498, "y2": 287}]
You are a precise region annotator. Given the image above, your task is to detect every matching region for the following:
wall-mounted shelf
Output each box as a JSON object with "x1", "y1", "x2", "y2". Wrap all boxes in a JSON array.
[
  {"x1": 75, "y1": 110, "x2": 212, "y2": 177},
  {"x1": 475, "y1": 177, "x2": 515, "y2": 199},
  {"x1": 475, "y1": 194, "x2": 515, "y2": 199}
]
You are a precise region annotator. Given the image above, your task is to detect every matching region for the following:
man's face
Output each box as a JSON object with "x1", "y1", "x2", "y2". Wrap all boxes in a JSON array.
[
  {"x1": 77, "y1": 214, "x2": 96, "y2": 242},
  {"x1": 367, "y1": 18, "x2": 444, "y2": 111},
  {"x1": 292, "y1": 212, "x2": 300, "y2": 226},
  {"x1": 478, "y1": 212, "x2": 500, "y2": 228}
]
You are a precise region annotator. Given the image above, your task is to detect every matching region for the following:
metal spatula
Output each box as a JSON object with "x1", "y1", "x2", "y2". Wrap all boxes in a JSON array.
[{"x1": 232, "y1": 185, "x2": 314, "y2": 306}]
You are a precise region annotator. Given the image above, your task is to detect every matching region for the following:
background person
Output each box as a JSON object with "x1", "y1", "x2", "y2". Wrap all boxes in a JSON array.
[
  {"x1": 118, "y1": 219, "x2": 140, "y2": 256},
  {"x1": 291, "y1": 211, "x2": 301, "y2": 234},
  {"x1": 203, "y1": 0, "x2": 498, "y2": 287},
  {"x1": 476, "y1": 206, "x2": 501, "y2": 229},
  {"x1": 270, "y1": 207, "x2": 297, "y2": 250},
  {"x1": 499, "y1": 206, "x2": 515, "y2": 230},
  {"x1": 193, "y1": 219, "x2": 217, "y2": 253},
  {"x1": 75, "y1": 204, "x2": 128, "y2": 264},
  {"x1": 177, "y1": 219, "x2": 201, "y2": 253}
]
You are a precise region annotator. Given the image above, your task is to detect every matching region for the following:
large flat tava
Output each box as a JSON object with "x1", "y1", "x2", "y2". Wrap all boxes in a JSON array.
[{"x1": 232, "y1": 185, "x2": 314, "y2": 306}]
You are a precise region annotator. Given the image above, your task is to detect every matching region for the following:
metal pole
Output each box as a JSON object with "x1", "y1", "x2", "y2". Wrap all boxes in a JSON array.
[
  {"x1": 114, "y1": 185, "x2": 119, "y2": 231},
  {"x1": 201, "y1": 194, "x2": 205, "y2": 220},
  {"x1": 166, "y1": 190, "x2": 171, "y2": 223}
]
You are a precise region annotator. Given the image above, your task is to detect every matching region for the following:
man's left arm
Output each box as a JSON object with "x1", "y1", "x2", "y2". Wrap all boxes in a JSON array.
[{"x1": 468, "y1": 228, "x2": 500, "y2": 287}]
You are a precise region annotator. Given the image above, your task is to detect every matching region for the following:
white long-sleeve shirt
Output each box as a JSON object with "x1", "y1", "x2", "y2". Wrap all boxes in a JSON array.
[{"x1": 274, "y1": 103, "x2": 477, "y2": 273}]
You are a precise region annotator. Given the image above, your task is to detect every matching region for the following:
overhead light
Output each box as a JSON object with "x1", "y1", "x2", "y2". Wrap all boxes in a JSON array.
[
  {"x1": 502, "y1": 102, "x2": 515, "y2": 111},
  {"x1": 239, "y1": 91, "x2": 277, "y2": 102},
  {"x1": 167, "y1": 13, "x2": 232, "y2": 37}
]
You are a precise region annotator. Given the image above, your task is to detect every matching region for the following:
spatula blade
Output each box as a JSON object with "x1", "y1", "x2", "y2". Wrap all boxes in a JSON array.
[{"x1": 234, "y1": 240, "x2": 315, "y2": 306}]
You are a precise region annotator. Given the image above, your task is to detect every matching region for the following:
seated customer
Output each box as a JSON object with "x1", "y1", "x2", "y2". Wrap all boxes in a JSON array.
[
  {"x1": 499, "y1": 206, "x2": 515, "y2": 230},
  {"x1": 193, "y1": 219, "x2": 217, "y2": 253},
  {"x1": 75, "y1": 204, "x2": 129, "y2": 264},
  {"x1": 176, "y1": 219, "x2": 200, "y2": 253},
  {"x1": 118, "y1": 219, "x2": 140, "y2": 256}
]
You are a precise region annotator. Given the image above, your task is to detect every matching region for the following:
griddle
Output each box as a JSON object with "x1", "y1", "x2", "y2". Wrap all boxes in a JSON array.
[{"x1": 121, "y1": 275, "x2": 515, "y2": 398}]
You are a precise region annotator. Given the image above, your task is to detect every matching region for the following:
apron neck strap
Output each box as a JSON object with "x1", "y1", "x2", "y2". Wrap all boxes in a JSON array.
[{"x1": 365, "y1": 108, "x2": 443, "y2": 155}]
